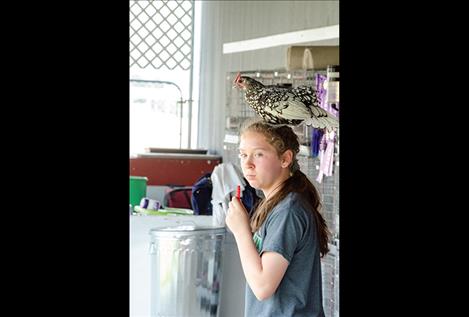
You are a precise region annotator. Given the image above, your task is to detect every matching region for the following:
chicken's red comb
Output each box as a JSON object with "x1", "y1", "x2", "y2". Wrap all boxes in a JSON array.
[{"x1": 234, "y1": 72, "x2": 241, "y2": 84}]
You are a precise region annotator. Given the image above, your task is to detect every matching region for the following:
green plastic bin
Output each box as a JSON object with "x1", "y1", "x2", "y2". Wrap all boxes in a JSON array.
[{"x1": 129, "y1": 176, "x2": 148, "y2": 208}]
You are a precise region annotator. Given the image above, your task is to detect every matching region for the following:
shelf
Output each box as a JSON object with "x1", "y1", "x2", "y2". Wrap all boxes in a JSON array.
[{"x1": 223, "y1": 24, "x2": 339, "y2": 54}]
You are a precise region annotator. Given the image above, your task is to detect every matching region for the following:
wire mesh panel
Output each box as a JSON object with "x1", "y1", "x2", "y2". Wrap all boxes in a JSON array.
[
  {"x1": 322, "y1": 244, "x2": 339, "y2": 317},
  {"x1": 129, "y1": 0, "x2": 194, "y2": 70}
]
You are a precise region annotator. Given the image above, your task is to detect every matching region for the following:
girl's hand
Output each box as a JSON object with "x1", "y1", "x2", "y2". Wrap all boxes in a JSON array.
[{"x1": 226, "y1": 196, "x2": 251, "y2": 237}]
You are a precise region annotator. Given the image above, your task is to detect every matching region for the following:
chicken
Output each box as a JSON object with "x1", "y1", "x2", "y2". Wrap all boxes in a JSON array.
[{"x1": 233, "y1": 72, "x2": 338, "y2": 131}]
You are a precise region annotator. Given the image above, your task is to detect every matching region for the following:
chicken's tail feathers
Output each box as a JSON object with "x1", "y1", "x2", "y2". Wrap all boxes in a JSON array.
[
  {"x1": 304, "y1": 115, "x2": 339, "y2": 132},
  {"x1": 325, "y1": 114, "x2": 339, "y2": 127},
  {"x1": 304, "y1": 117, "x2": 326, "y2": 129}
]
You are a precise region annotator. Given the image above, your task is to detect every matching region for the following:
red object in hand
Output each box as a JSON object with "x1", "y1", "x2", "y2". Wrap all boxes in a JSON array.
[{"x1": 236, "y1": 185, "x2": 241, "y2": 199}]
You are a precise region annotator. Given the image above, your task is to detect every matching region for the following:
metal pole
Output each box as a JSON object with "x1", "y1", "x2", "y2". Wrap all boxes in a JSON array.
[
  {"x1": 178, "y1": 98, "x2": 183, "y2": 149},
  {"x1": 187, "y1": 0, "x2": 196, "y2": 149}
]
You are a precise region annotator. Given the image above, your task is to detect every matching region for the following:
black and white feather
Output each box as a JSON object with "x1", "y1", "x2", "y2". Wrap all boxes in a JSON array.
[{"x1": 233, "y1": 73, "x2": 338, "y2": 131}]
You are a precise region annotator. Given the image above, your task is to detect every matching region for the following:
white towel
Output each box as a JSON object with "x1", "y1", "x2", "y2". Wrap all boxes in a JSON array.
[{"x1": 211, "y1": 163, "x2": 246, "y2": 226}]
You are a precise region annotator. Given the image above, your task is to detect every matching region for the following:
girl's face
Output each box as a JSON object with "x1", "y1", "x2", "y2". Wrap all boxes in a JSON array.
[{"x1": 239, "y1": 131, "x2": 289, "y2": 194}]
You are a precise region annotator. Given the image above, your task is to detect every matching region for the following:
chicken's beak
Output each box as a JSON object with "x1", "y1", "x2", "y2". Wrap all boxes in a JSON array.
[{"x1": 233, "y1": 72, "x2": 241, "y2": 88}]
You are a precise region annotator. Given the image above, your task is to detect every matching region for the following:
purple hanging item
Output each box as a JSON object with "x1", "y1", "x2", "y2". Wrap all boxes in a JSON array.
[
  {"x1": 311, "y1": 128, "x2": 324, "y2": 158},
  {"x1": 316, "y1": 131, "x2": 336, "y2": 183},
  {"x1": 315, "y1": 73, "x2": 339, "y2": 118},
  {"x1": 315, "y1": 73, "x2": 327, "y2": 109}
]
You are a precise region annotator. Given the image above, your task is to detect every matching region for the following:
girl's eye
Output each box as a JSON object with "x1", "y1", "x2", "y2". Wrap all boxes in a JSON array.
[
  {"x1": 254, "y1": 153, "x2": 263, "y2": 158},
  {"x1": 238, "y1": 153, "x2": 247, "y2": 159}
]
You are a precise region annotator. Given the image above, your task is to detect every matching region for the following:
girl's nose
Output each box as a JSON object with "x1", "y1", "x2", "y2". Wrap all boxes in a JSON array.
[{"x1": 243, "y1": 156, "x2": 254, "y2": 169}]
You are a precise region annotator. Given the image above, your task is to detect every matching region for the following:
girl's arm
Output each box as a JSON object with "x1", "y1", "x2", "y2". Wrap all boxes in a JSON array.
[{"x1": 226, "y1": 196, "x2": 289, "y2": 301}]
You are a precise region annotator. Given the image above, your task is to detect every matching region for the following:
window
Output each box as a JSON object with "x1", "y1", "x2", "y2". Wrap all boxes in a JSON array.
[{"x1": 129, "y1": 0, "x2": 201, "y2": 155}]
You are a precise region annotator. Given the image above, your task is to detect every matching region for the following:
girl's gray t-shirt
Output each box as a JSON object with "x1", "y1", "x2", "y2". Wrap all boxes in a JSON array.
[{"x1": 245, "y1": 192, "x2": 325, "y2": 317}]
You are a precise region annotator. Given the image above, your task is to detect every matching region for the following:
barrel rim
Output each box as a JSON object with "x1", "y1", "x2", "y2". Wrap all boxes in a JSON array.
[
  {"x1": 130, "y1": 175, "x2": 148, "y2": 181},
  {"x1": 149, "y1": 225, "x2": 226, "y2": 235}
]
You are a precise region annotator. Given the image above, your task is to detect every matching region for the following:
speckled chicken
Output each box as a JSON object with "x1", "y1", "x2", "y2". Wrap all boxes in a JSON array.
[{"x1": 233, "y1": 73, "x2": 338, "y2": 131}]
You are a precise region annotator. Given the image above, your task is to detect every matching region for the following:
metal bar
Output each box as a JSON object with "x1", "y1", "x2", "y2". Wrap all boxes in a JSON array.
[
  {"x1": 187, "y1": 0, "x2": 195, "y2": 148},
  {"x1": 178, "y1": 99, "x2": 183, "y2": 149}
]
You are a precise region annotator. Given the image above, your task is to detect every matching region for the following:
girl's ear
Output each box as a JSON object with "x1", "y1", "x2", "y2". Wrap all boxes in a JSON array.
[{"x1": 281, "y1": 150, "x2": 293, "y2": 168}]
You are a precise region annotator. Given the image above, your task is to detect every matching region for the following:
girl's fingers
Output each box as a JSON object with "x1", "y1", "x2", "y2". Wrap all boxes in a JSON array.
[{"x1": 231, "y1": 196, "x2": 242, "y2": 207}]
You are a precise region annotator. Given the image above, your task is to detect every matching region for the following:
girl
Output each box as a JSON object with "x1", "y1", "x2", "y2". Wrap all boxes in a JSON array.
[{"x1": 226, "y1": 121, "x2": 330, "y2": 317}]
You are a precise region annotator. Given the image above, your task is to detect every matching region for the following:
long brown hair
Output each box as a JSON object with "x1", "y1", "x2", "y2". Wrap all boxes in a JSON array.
[{"x1": 241, "y1": 121, "x2": 331, "y2": 257}]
